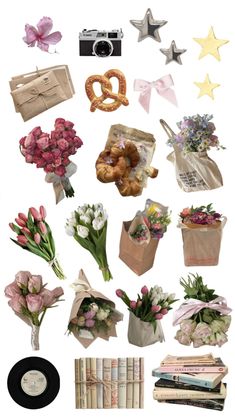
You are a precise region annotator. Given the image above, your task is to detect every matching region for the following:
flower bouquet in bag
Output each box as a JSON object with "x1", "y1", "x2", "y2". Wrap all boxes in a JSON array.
[
  {"x1": 160, "y1": 115, "x2": 224, "y2": 192},
  {"x1": 65, "y1": 203, "x2": 112, "y2": 281},
  {"x1": 116, "y1": 285, "x2": 177, "y2": 347},
  {"x1": 4, "y1": 271, "x2": 64, "y2": 350},
  {"x1": 179, "y1": 204, "x2": 226, "y2": 266},
  {"x1": 9, "y1": 205, "x2": 65, "y2": 279},
  {"x1": 119, "y1": 199, "x2": 171, "y2": 275},
  {"x1": 173, "y1": 273, "x2": 232, "y2": 347},
  {"x1": 67, "y1": 269, "x2": 123, "y2": 348},
  {"x1": 20, "y1": 118, "x2": 83, "y2": 203}
]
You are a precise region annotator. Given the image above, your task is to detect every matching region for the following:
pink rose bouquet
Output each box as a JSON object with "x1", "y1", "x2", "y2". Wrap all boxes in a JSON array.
[
  {"x1": 173, "y1": 273, "x2": 232, "y2": 347},
  {"x1": 20, "y1": 118, "x2": 83, "y2": 203},
  {"x1": 179, "y1": 203, "x2": 222, "y2": 226},
  {"x1": 5, "y1": 271, "x2": 64, "y2": 350},
  {"x1": 9, "y1": 205, "x2": 65, "y2": 279}
]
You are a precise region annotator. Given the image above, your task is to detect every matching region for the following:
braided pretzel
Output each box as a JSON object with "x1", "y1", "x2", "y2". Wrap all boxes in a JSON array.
[{"x1": 85, "y1": 69, "x2": 129, "y2": 112}]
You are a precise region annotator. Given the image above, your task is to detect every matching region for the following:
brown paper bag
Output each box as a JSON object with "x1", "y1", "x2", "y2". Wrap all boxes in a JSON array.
[
  {"x1": 119, "y1": 221, "x2": 159, "y2": 275},
  {"x1": 68, "y1": 269, "x2": 123, "y2": 348},
  {"x1": 160, "y1": 119, "x2": 223, "y2": 192},
  {"x1": 179, "y1": 218, "x2": 227, "y2": 266},
  {"x1": 128, "y1": 312, "x2": 164, "y2": 347},
  {"x1": 10, "y1": 65, "x2": 75, "y2": 121}
]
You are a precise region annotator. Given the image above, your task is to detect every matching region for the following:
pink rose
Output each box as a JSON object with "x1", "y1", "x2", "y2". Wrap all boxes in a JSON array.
[
  {"x1": 42, "y1": 152, "x2": 54, "y2": 163},
  {"x1": 73, "y1": 137, "x2": 83, "y2": 148},
  {"x1": 141, "y1": 286, "x2": 149, "y2": 295},
  {"x1": 62, "y1": 157, "x2": 70, "y2": 166},
  {"x1": 5, "y1": 282, "x2": 21, "y2": 298},
  {"x1": 9, "y1": 295, "x2": 27, "y2": 313},
  {"x1": 36, "y1": 134, "x2": 50, "y2": 150},
  {"x1": 25, "y1": 154, "x2": 34, "y2": 163},
  {"x1": 52, "y1": 149, "x2": 61, "y2": 158},
  {"x1": 64, "y1": 120, "x2": 74, "y2": 129},
  {"x1": 44, "y1": 164, "x2": 54, "y2": 173},
  {"x1": 84, "y1": 310, "x2": 96, "y2": 319},
  {"x1": 15, "y1": 271, "x2": 31, "y2": 288},
  {"x1": 25, "y1": 133, "x2": 36, "y2": 148},
  {"x1": 55, "y1": 118, "x2": 65, "y2": 126},
  {"x1": 57, "y1": 138, "x2": 69, "y2": 151},
  {"x1": 55, "y1": 165, "x2": 66, "y2": 176},
  {"x1": 130, "y1": 300, "x2": 137, "y2": 309},
  {"x1": 28, "y1": 275, "x2": 42, "y2": 293},
  {"x1": 36, "y1": 159, "x2": 46, "y2": 168},
  {"x1": 54, "y1": 157, "x2": 62, "y2": 167},
  {"x1": 51, "y1": 287, "x2": 64, "y2": 298},
  {"x1": 31, "y1": 127, "x2": 42, "y2": 137},
  {"x1": 26, "y1": 294, "x2": 43, "y2": 312},
  {"x1": 20, "y1": 137, "x2": 26, "y2": 146},
  {"x1": 40, "y1": 289, "x2": 55, "y2": 307},
  {"x1": 85, "y1": 319, "x2": 95, "y2": 328},
  {"x1": 180, "y1": 207, "x2": 191, "y2": 217}
]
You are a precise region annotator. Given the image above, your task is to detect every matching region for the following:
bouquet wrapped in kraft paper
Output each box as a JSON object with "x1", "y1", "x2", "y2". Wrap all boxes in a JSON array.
[
  {"x1": 179, "y1": 204, "x2": 226, "y2": 266},
  {"x1": 68, "y1": 270, "x2": 123, "y2": 348},
  {"x1": 119, "y1": 199, "x2": 171, "y2": 275},
  {"x1": 160, "y1": 115, "x2": 224, "y2": 192}
]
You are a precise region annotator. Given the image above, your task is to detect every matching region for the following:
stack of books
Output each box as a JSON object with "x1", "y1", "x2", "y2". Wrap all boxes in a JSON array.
[
  {"x1": 152, "y1": 354, "x2": 227, "y2": 411},
  {"x1": 75, "y1": 357, "x2": 144, "y2": 409}
]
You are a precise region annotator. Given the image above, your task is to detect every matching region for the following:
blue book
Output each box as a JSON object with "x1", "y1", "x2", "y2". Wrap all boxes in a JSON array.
[{"x1": 152, "y1": 368, "x2": 227, "y2": 389}]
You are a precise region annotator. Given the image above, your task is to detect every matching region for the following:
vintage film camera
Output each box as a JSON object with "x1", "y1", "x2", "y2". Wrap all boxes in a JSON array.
[{"x1": 79, "y1": 29, "x2": 123, "y2": 57}]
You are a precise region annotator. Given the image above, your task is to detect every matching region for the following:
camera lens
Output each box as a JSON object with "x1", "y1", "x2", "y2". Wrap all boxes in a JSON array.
[{"x1": 93, "y1": 40, "x2": 113, "y2": 57}]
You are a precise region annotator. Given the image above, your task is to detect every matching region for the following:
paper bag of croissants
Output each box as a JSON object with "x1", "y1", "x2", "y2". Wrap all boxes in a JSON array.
[{"x1": 95, "y1": 124, "x2": 158, "y2": 196}]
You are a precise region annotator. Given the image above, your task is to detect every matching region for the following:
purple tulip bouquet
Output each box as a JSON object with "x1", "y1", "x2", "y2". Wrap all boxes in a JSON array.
[{"x1": 5, "y1": 271, "x2": 64, "y2": 350}]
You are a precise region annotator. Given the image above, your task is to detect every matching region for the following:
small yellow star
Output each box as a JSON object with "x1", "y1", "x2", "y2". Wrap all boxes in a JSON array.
[
  {"x1": 194, "y1": 74, "x2": 220, "y2": 99},
  {"x1": 193, "y1": 27, "x2": 228, "y2": 61}
]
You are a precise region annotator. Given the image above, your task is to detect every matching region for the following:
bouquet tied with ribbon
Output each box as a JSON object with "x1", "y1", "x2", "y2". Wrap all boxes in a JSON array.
[
  {"x1": 20, "y1": 118, "x2": 83, "y2": 203},
  {"x1": 173, "y1": 273, "x2": 232, "y2": 347},
  {"x1": 68, "y1": 269, "x2": 123, "y2": 348},
  {"x1": 5, "y1": 271, "x2": 64, "y2": 350}
]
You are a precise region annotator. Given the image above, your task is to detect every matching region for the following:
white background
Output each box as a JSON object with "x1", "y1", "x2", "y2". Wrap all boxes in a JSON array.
[{"x1": 0, "y1": 0, "x2": 234, "y2": 416}]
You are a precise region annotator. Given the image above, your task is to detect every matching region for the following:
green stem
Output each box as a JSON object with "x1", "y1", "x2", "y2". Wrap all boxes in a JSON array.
[
  {"x1": 50, "y1": 258, "x2": 66, "y2": 280},
  {"x1": 39, "y1": 308, "x2": 47, "y2": 326}
]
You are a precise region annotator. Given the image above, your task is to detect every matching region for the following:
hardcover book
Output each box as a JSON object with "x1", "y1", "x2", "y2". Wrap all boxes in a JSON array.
[
  {"x1": 154, "y1": 378, "x2": 221, "y2": 393},
  {"x1": 159, "y1": 398, "x2": 225, "y2": 411},
  {"x1": 153, "y1": 383, "x2": 226, "y2": 400},
  {"x1": 152, "y1": 369, "x2": 227, "y2": 389},
  {"x1": 158, "y1": 358, "x2": 227, "y2": 373}
]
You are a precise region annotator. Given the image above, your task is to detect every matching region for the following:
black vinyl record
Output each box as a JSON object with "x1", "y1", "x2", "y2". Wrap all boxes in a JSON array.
[{"x1": 7, "y1": 356, "x2": 60, "y2": 409}]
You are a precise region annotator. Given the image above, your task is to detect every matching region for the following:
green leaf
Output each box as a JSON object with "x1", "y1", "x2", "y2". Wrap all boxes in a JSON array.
[{"x1": 10, "y1": 238, "x2": 30, "y2": 251}]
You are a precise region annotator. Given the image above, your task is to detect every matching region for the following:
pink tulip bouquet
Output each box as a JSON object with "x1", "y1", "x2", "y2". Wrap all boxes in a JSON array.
[
  {"x1": 5, "y1": 271, "x2": 64, "y2": 350},
  {"x1": 9, "y1": 205, "x2": 65, "y2": 279},
  {"x1": 20, "y1": 118, "x2": 83, "y2": 203}
]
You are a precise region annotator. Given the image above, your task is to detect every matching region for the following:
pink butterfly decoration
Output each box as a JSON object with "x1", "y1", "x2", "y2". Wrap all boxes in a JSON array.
[{"x1": 23, "y1": 16, "x2": 62, "y2": 52}]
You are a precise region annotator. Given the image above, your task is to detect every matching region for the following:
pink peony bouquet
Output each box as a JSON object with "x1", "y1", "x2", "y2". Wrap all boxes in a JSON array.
[
  {"x1": 173, "y1": 274, "x2": 232, "y2": 347},
  {"x1": 5, "y1": 271, "x2": 64, "y2": 350},
  {"x1": 180, "y1": 203, "x2": 222, "y2": 226},
  {"x1": 9, "y1": 205, "x2": 65, "y2": 279},
  {"x1": 20, "y1": 118, "x2": 83, "y2": 203}
]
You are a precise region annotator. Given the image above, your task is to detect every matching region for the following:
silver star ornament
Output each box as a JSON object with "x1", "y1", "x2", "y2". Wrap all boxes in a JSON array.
[
  {"x1": 130, "y1": 8, "x2": 167, "y2": 42},
  {"x1": 160, "y1": 40, "x2": 187, "y2": 64}
]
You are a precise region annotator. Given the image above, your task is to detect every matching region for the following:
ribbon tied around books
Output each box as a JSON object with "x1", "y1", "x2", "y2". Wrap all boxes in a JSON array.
[
  {"x1": 85, "y1": 69, "x2": 129, "y2": 112},
  {"x1": 134, "y1": 74, "x2": 177, "y2": 113},
  {"x1": 173, "y1": 296, "x2": 232, "y2": 326},
  {"x1": 45, "y1": 161, "x2": 77, "y2": 204}
]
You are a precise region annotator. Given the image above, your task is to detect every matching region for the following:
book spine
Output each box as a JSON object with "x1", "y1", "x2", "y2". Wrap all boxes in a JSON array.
[
  {"x1": 133, "y1": 358, "x2": 140, "y2": 408},
  {"x1": 96, "y1": 358, "x2": 103, "y2": 409},
  {"x1": 140, "y1": 358, "x2": 144, "y2": 409},
  {"x1": 80, "y1": 358, "x2": 87, "y2": 409},
  {"x1": 159, "y1": 366, "x2": 226, "y2": 373},
  {"x1": 111, "y1": 358, "x2": 118, "y2": 408},
  {"x1": 86, "y1": 358, "x2": 91, "y2": 409},
  {"x1": 90, "y1": 358, "x2": 97, "y2": 409},
  {"x1": 75, "y1": 359, "x2": 80, "y2": 409},
  {"x1": 118, "y1": 358, "x2": 127, "y2": 408},
  {"x1": 103, "y1": 358, "x2": 112, "y2": 408},
  {"x1": 153, "y1": 389, "x2": 225, "y2": 400},
  {"x1": 126, "y1": 358, "x2": 133, "y2": 408}
]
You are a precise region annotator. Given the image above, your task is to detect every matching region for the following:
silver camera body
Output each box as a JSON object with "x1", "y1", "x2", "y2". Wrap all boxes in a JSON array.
[{"x1": 79, "y1": 29, "x2": 123, "y2": 57}]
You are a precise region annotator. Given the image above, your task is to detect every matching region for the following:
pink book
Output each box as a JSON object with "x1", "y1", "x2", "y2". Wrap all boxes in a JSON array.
[{"x1": 159, "y1": 358, "x2": 227, "y2": 374}]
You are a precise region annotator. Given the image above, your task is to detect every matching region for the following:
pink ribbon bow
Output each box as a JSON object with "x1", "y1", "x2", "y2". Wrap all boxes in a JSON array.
[
  {"x1": 173, "y1": 297, "x2": 232, "y2": 326},
  {"x1": 134, "y1": 74, "x2": 177, "y2": 113},
  {"x1": 23, "y1": 16, "x2": 62, "y2": 52}
]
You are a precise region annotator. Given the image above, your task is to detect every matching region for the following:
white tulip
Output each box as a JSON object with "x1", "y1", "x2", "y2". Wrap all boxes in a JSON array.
[
  {"x1": 94, "y1": 203, "x2": 103, "y2": 211},
  {"x1": 80, "y1": 214, "x2": 91, "y2": 224},
  {"x1": 65, "y1": 224, "x2": 75, "y2": 236},
  {"x1": 77, "y1": 225, "x2": 89, "y2": 238},
  {"x1": 168, "y1": 293, "x2": 176, "y2": 301},
  {"x1": 86, "y1": 208, "x2": 94, "y2": 218},
  {"x1": 77, "y1": 204, "x2": 88, "y2": 215},
  {"x1": 92, "y1": 217, "x2": 105, "y2": 231}
]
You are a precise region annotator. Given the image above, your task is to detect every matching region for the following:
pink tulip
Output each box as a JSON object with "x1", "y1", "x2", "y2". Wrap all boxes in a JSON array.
[
  {"x1": 155, "y1": 313, "x2": 163, "y2": 320},
  {"x1": 40, "y1": 289, "x2": 55, "y2": 307},
  {"x1": 30, "y1": 207, "x2": 42, "y2": 221},
  {"x1": 9, "y1": 295, "x2": 27, "y2": 313},
  {"x1": 15, "y1": 218, "x2": 26, "y2": 227},
  {"x1": 141, "y1": 286, "x2": 149, "y2": 295},
  {"x1": 9, "y1": 223, "x2": 16, "y2": 231},
  {"x1": 39, "y1": 205, "x2": 47, "y2": 220},
  {"x1": 161, "y1": 308, "x2": 168, "y2": 315},
  {"x1": 18, "y1": 213, "x2": 28, "y2": 222},
  {"x1": 34, "y1": 233, "x2": 41, "y2": 245},
  {"x1": 85, "y1": 319, "x2": 95, "y2": 328},
  {"x1": 84, "y1": 310, "x2": 96, "y2": 319},
  {"x1": 28, "y1": 275, "x2": 42, "y2": 293},
  {"x1": 5, "y1": 282, "x2": 21, "y2": 298},
  {"x1": 151, "y1": 305, "x2": 161, "y2": 312},
  {"x1": 17, "y1": 235, "x2": 28, "y2": 245},
  {"x1": 38, "y1": 221, "x2": 47, "y2": 234},
  {"x1": 116, "y1": 289, "x2": 124, "y2": 298},
  {"x1": 26, "y1": 294, "x2": 43, "y2": 312},
  {"x1": 22, "y1": 227, "x2": 31, "y2": 235},
  {"x1": 51, "y1": 287, "x2": 64, "y2": 298},
  {"x1": 130, "y1": 300, "x2": 137, "y2": 309},
  {"x1": 15, "y1": 271, "x2": 31, "y2": 288}
]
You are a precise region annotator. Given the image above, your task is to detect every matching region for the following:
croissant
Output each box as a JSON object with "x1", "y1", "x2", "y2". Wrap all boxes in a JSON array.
[
  {"x1": 116, "y1": 177, "x2": 142, "y2": 197},
  {"x1": 110, "y1": 141, "x2": 140, "y2": 168},
  {"x1": 96, "y1": 150, "x2": 127, "y2": 183}
]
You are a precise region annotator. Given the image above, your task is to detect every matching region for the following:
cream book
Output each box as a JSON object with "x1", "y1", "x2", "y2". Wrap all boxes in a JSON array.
[
  {"x1": 90, "y1": 358, "x2": 97, "y2": 408},
  {"x1": 133, "y1": 358, "x2": 140, "y2": 408},
  {"x1": 96, "y1": 358, "x2": 103, "y2": 409},
  {"x1": 111, "y1": 358, "x2": 118, "y2": 408},
  {"x1": 80, "y1": 358, "x2": 87, "y2": 409},
  {"x1": 103, "y1": 358, "x2": 112, "y2": 408},
  {"x1": 127, "y1": 358, "x2": 133, "y2": 408},
  {"x1": 118, "y1": 358, "x2": 127, "y2": 408},
  {"x1": 161, "y1": 354, "x2": 215, "y2": 366}
]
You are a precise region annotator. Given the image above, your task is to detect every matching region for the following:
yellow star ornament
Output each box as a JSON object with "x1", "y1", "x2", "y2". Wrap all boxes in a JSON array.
[
  {"x1": 194, "y1": 74, "x2": 220, "y2": 100},
  {"x1": 193, "y1": 27, "x2": 228, "y2": 61}
]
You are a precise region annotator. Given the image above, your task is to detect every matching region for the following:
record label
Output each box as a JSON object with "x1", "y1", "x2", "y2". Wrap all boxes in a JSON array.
[{"x1": 7, "y1": 356, "x2": 60, "y2": 409}]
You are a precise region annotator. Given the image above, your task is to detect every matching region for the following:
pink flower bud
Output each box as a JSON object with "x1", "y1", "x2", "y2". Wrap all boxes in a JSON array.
[
  {"x1": 28, "y1": 275, "x2": 42, "y2": 293},
  {"x1": 161, "y1": 308, "x2": 168, "y2": 315},
  {"x1": 22, "y1": 227, "x2": 31, "y2": 236},
  {"x1": 151, "y1": 305, "x2": 161, "y2": 312},
  {"x1": 34, "y1": 233, "x2": 41, "y2": 245},
  {"x1": 51, "y1": 287, "x2": 64, "y2": 299},
  {"x1": 55, "y1": 165, "x2": 66, "y2": 176},
  {"x1": 39, "y1": 205, "x2": 47, "y2": 220},
  {"x1": 8, "y1": 295, "x2": 27, "y2": 313},
  {"x1": 141, "y1": 286, "x2": 149, "y2": 295},
  {"x1": 17, "y1": 235, "x2": 28, "y2": 245},
  {"x1": 130, "y1": 300, "x2": 137, "y2": 309},
  {"x1": 85, "y1": 319, "x2": 95, "y2": 328},
  {"x1": 15, "y1": 218, "x2": 26, "y2": 227},
  {"x1": 30, "y1": 207, "x2": 42, "y2": 221},
  {"x1": 5, "y1": 282, "x2": 21, "y2": 298},
  {"x1": 38, "y1": 221, "x2": 47, "y2": 234},
  {"x1": 15, "y1": 271, "x2": 31, "y2": 288},
  {"x1": 26, "y1": 294, "x2": 43, "y2": 312},
  {"x1": 116, "y1": 289, "x2": 124, "y2": 298},
  {"x1": 18, "y1": 213, "x2": 28, "y2": 222},
  {"x1": 40, "y1": 289, "x2": 55, "y2": 307},
  {"x1": 84, "y1": 310, "x2": 96, "y2": 319},
  {"x1": 9, "y1": 223, "x2": 16, "y2": 231},
  {"x1": 155, "y1": 313, "x2": 163, "y2": 320}
]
